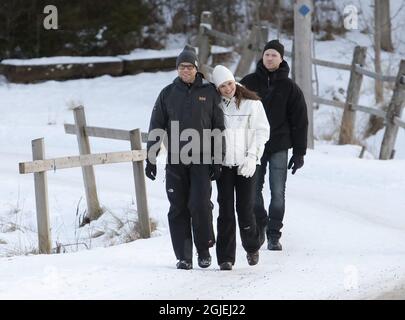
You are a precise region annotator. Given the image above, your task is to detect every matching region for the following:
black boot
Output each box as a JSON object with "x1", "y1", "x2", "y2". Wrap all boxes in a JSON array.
[
  {"x1": 219, "y1": 262, "x2": 233, "y2": 271},
  {"x1": 198, "y1": 250, "x2": 211, "y2": 268},
  {"x1": 267, "y1": 238, "x2": 282, "y2": 251},
  {"x1": 176, "y1": 260, "x2": 193, "y2": 270},
  {"x1": 246, "y1": 251, "x2": 259, "y2": 266}
]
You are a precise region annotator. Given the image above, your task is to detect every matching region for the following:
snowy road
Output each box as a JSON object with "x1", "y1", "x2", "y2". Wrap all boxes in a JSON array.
[{"x1": 1, "y1": 70, "x2": 405, "y2": 299}]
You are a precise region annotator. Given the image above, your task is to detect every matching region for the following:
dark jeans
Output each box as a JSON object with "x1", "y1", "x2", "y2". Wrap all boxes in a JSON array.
[
  {"x1": 216, "y1": 166, "x2": 262, "y2": 265},
  {"x1": 166, "y1": 164, "x2": 215, "y2": 262},
  {"x1": 255, "y1": 150, "x2": 288, "y2": 240}
]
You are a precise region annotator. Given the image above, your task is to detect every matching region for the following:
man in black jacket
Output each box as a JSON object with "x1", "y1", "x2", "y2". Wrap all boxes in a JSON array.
[
  {"x1": 240, "y1": 40, "x2": 308, "y2": 251},
  {"x1": 145, "y1": 45, "x2": 225, "y2": 269}
]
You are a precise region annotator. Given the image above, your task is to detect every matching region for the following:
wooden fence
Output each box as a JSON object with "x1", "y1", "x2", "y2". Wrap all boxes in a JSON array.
[
  {"x1": 19, "y1": 106, "x2": 151, "y2": 254},
  {"x1": 285, "y1": 47, "x2": 405, "y2": 160},
  {"x1": 197, "y1": 11, "x2": 268, "y2": 81},
  {"x1": 197, "y1": 11, "x2": 405, "y2": 160}
]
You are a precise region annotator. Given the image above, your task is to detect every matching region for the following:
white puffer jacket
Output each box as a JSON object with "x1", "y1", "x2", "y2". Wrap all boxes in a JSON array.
[{"x1": 220, "y1": 96, "x2": 270, "y2": 167}]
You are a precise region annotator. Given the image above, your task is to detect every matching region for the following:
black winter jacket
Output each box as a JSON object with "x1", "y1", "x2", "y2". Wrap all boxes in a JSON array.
[
  {"x1": 240, "y1": 60, "x2": 308, "y2": 156},
  {"x1": 147, "y1": 73, "x2": 225, "y2": 164}
]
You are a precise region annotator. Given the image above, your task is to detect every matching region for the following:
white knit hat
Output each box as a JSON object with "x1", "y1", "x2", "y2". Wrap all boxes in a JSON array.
[{"x1": 212, "y1": 65, "x2": 235, "y2": 88}]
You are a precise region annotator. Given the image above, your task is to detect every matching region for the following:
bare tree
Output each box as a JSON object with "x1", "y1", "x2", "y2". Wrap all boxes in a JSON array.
[
  {"x1": 374, "y1": 0, "x2": 384, "y2": 104},
  {"x1": 380, "y1": 0, "x2": 394, "y2": 52}
]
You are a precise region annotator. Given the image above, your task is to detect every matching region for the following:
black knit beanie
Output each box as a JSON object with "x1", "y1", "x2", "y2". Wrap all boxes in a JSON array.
[
  {"x1": 263, "y1": 39, "x2": 284, "y2": 58},
  {"x1": 176, "y1": 45, "x2": 199, "y2": 69}
]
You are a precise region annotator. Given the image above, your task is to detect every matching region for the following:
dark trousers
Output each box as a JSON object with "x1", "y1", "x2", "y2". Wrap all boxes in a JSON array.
[
  {"x1": 166, "y1": 164, "x2": 215, "y2": 262},
  {"x1": 255, "y1": 149, "x2": 288, "y2": 240},
  {"x1": 216, "y1": 166, "x2": 262, "y2": 265}
]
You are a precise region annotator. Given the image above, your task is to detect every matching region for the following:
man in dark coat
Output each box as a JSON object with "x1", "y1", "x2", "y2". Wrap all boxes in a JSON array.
[
  {"x1": 145, "y1": 45, "x2": 225, "y2": 269},
  {"x1": 240, "y1": 39, "x2": 308, "y2": 251}
]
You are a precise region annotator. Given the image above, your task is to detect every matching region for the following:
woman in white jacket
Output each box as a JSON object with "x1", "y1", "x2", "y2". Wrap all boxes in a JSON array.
[{"x1": 212, "y1": 65, "x2": 270, "y2": 271}]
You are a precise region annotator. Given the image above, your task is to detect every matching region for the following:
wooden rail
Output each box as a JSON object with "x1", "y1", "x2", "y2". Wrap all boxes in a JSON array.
[
  {"x1": 312, "y1": 58, "x2": 351, "y2": 71},
  {"x1": 354, "y1": 65, "x2": 397, "y2": 82},
  {"x1": 64, "y1": 123, "x2": 148, "y2": 142},
  {"x1": 19, "y1": 150, "x2": 146, "y2": 174},
  {"x1": 313, "y1": 96, "x2": 388, "y2": 118},
  {"x1": 394, "y1": 116, "x2": 405, "y2": 129},
  {"x1": 201, "y1": 26, "x2": 244, "y2": 46}
]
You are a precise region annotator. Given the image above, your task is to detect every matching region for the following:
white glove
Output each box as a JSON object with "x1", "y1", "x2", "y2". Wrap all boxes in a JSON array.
[{"x1": 238, "y1": 154, "x2": 257, "y2": 178}]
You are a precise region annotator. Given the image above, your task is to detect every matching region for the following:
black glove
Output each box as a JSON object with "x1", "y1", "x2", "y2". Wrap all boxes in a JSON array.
[
  {"x1": 145, "y1": 160, "x2": 157, "y2": 181},
  {"x1": 288, "y1": 155, "x2": 304, "y2": 175},
  {"x1": 209, "y1": 164, "x2": 222, "y2": 181}
]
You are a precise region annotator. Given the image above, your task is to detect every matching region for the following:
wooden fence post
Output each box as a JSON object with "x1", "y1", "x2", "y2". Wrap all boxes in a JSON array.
[
  {"x1": 235, "y1": 26, "x2": 259, "y2": 79},
  {"x1": 379, "y1": 59, "x2": 405, "y2": 159},
  {"x1": 338, "y1": 46, "x2": 367, "y2": 145},
  {"x1": 254, "y1": 25, "x2": 269, "y2": 62},
  {"x1": 294, "y1": 0, "x2": 314, "y2": 149},
  {"x1": 129, "y1": 129, "x2": 151, "y2": 239},
  {"x1": 291, "y1": 39, "x2": 295, "y2": 81},
  {"x1": 73, "y1": 106, "x2": 103, "y2": 222},
  {"x1": 198, "y1": 11, "x2": 212, "y2": 79},
  {"x1": 32, "y1": 138, "x2": 52, "y2": 254}
]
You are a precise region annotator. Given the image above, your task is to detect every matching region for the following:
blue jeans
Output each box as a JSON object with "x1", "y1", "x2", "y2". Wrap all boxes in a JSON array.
[{"x1": 255, "y1": 150, "x2": 288, "y2": 240}]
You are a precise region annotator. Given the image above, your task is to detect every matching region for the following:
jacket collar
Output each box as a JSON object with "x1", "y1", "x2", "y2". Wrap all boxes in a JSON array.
[
  {"x1": 220, "y1": 96, "x2": 236, "y2": 108},
  {"x1": 256, "y1": 59, "x2": 290, "y2": 83},
  {"x1": 174, "y1": 72, "x2": 204, "y2": 91}
]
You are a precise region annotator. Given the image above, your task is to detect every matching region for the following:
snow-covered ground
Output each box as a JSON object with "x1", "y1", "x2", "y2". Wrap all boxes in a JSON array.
[
  {"x1": 1, "y1": 68, "x2": 404, "y2": 299},
  {"x1": 1, "y1": 2, "x2": 405, "y2": 299}
]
